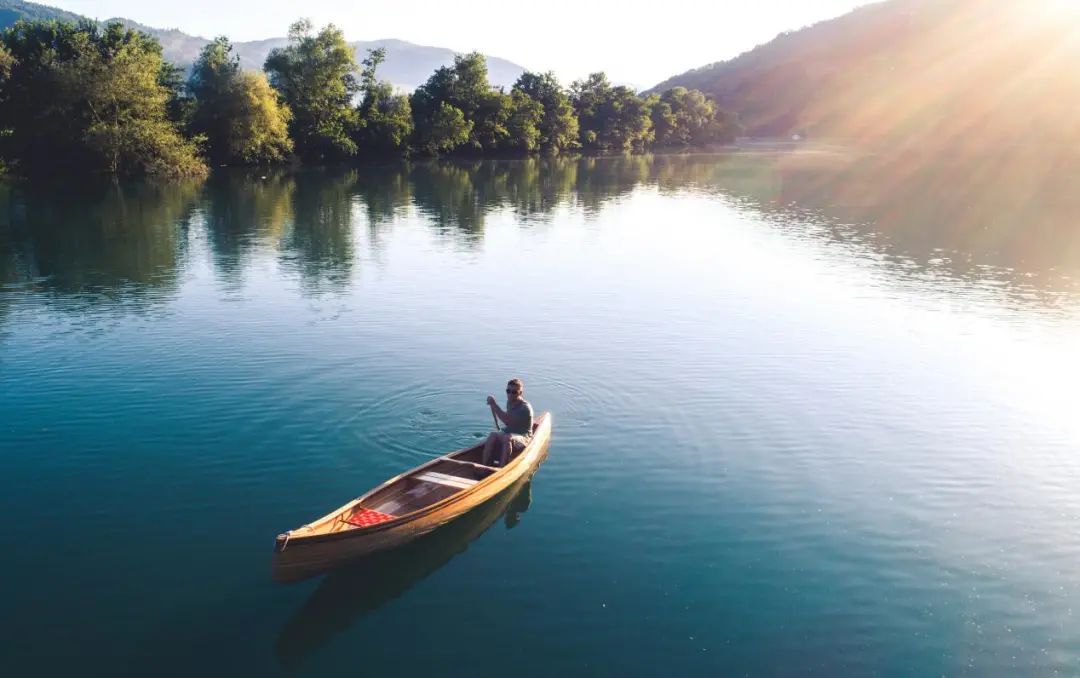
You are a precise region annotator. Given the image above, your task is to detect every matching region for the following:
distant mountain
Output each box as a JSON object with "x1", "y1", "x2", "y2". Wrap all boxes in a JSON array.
[
  {"x1": 0, "y1": 0, "x2": 527, "y2": 90},
  {"x1": 238, "y1": 37, "x2": 526, "y2": 91},
  {"x1": 649, "y1": 0, "x2": 1080, "y2": 148},
  {"x1": 0, "y1": 0, "x2": 78, "y2": 25}
]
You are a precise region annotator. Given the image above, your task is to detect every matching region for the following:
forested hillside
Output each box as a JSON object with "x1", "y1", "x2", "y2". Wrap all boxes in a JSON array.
[
  {"x1": 0, "y1": 0, "x2": 78, "y2": 25},
  {"x1": 651, "y1": 0, "x2": 1080, "y2": 148}
]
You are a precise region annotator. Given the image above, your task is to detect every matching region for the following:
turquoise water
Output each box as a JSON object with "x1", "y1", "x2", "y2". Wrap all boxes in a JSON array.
[{"x1": 3, "y1": 153, "x2": 1080, "y2": 676}]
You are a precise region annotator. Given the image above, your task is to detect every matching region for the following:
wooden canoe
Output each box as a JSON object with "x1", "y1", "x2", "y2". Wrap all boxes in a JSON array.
[{"x1": 272, "y1": 412, "x2": 551, "y2": 582}]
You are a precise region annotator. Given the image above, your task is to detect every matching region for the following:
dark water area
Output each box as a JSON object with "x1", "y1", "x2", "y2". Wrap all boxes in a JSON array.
[{"x1": 3, "y1": 152, "x2": 1080, "y2": 676}]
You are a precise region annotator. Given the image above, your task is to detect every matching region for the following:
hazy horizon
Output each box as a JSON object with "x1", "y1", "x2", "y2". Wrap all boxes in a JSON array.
[{"x1": 44, "y1": 0, "x2": 875, "y2": 86}]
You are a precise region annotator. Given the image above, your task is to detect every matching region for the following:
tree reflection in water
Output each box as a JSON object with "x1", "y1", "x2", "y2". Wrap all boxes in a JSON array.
[
  {"x1": 201, "y1": 170, "x2": 295, "y2": 287},
  {"x1": 3, "y1": 151, "x2": 1080, "y2": 318},
  {"x1": 0, "y1": 178, "x2": 201, "y2": 312}
]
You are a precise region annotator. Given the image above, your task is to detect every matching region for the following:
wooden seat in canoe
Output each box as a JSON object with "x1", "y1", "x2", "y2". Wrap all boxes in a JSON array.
[{"x1": 415, "y1": 471, "x2": 480, "y2": 490}]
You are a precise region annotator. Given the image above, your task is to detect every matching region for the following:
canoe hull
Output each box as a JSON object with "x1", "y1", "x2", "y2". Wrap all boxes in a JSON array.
[{"x1": 272, "y1": 413, "x2": 550, "y2": 582}]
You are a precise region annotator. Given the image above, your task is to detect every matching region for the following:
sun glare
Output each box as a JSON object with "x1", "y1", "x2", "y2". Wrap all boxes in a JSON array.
[{"x1": 1044, "y1": 0, "x2": 1080, "y2": 17}]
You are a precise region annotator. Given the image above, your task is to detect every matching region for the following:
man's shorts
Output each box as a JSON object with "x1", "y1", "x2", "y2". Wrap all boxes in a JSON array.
[{"x1": 508, "y1": 434, "x2": 532, "y2": 452}]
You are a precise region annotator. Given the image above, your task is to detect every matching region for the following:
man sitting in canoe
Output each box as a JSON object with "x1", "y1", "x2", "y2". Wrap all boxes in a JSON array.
[{"x1": 483, "y1": 378, "x2": 534, "y2": 466}]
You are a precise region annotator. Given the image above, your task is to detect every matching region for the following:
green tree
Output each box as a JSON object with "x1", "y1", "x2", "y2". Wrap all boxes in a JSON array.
[
  {"x1": 650, "y1": 86, "x2": 739, "y2": 147},
  {"x1": 471, "y1": 87, "x2": 511, "y2": 151},
  {"x1": 569, "y1": 72, "x2": 610, "y2": 148},
  {"x1": 0, "y1": 43, "x2": 12, "y2": 81},
  {"x1": 228, "y1": 72, "x2": 294, "y2": 163},
  {"x1": 647, "y1": 93, "x2": 678, "y2": 146},
  {"x1": 189, "y1": 37, "x2": 240, "y2": 158},
  {"x1": 0, "y1": 20, "x2": 205, "y2": 177},
  {"x1": 358, "y1": 46, "x2": 384, "y2": 96},
  {"x1": 264, "y1": 19, "x2": 359, "y2": 162},
  {"x1": 504, "y1": 89, "x2": 542, "y2": 152},
  {"x1": 0, "y1": 43, "x2": 12, "y2": 164},
  {"x1": 413, "y1": 101, "x2": 472, "y2": 154},
  {"x1": 159, "y1": 60, "x2": 192, "y2": 126},
  {"x1": 410, "y1": 52, "x2": 509, "y2": 154},
  {"x1": 411, "y1": 69, "x2": 463, "y2": 154},
  {"x1": 571, "y1": 72, "x2": 652, "y2": 152},
  {"x1": 513, "y1": 71, "x2": 579, "y2": 152},
  {"x1": 355, "y1": 47, "x2": 413, "y2": 154},
  {"x1": 190, "y1": 37, "x2": 292, "y2": 164}
]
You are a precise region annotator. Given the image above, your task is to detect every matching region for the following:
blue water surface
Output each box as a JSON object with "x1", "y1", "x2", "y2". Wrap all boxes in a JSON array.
[{"x1": 3, "y1": 154, "x2": 1080, "y2": 676}]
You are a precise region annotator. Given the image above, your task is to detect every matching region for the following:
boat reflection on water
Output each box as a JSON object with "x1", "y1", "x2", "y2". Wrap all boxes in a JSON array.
[{"x1": 275, "y1": 478, "x2": 534, "y2": 669}]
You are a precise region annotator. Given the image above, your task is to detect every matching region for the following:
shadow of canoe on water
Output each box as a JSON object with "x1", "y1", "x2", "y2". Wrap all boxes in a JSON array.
[{"x1": 274, "y1": 478, "x2": 534, "y2": 670}]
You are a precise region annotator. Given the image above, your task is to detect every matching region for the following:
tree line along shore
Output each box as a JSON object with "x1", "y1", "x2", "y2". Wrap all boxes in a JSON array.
[{"x1": 0, "y1": 19, "x2": 741, "y2": 178}]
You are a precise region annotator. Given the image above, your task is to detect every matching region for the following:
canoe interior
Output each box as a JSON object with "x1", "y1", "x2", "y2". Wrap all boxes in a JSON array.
[
  {"x1": 297, "y1": 419, "x2": 542, "y2": 538},
  {"x1": 361, "y1": 459, "x2": 496, "y2": 515}
]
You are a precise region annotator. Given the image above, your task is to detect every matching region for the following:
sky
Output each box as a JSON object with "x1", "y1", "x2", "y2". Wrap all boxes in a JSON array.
[{"x1": 48, "y1": 0, "x2": 875, "y2": 87}]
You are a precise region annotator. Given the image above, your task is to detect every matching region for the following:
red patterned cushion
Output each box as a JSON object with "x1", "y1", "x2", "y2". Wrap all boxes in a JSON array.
[{"x1": 345, "y1": 508, "x2": 396, "y2": 528}]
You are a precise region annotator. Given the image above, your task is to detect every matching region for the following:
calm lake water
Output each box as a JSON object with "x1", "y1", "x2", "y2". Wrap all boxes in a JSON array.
[{"x1": 3, "y1": 151, "x2": 1080, "y2": 676}]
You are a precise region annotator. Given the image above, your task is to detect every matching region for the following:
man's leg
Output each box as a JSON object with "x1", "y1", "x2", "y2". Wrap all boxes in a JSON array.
[
  {"x1": 481, "y1": 432, "x2": 499, "y2": 465},
  {"x1": 498, "y1": 434, "x2": 513, "y2": 466}
]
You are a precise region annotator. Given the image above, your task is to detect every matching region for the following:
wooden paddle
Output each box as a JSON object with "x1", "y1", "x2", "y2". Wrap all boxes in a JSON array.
[{"x1": 491, "y1": 403, "x2": 502, "y2": 465}]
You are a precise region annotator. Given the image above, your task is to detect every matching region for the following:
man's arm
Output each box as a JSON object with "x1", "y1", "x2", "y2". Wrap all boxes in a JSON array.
[{"x1": 487, "y1": 397, "x2": 511, "y2": 426}]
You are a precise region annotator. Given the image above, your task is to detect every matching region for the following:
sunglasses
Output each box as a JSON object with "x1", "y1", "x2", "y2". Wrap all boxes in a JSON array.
[{"x1": 506, "y1": 388, "x2": 520, "y2": 394}]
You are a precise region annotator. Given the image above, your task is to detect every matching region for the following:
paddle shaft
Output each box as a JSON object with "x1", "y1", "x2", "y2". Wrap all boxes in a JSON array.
[{"x1": 492, "y1": 408, "x2": 500, "y2": 432}]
